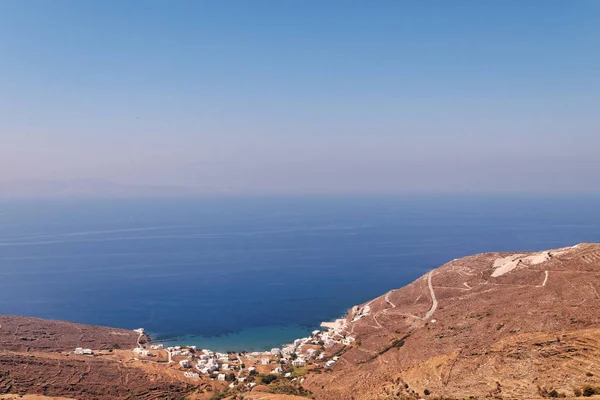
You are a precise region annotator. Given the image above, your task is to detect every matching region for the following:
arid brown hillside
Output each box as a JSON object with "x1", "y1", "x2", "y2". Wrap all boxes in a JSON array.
[
  {"x1": 0, "y1": 316, "x2": 142, "y2": 352},
  {"x1": 0, "y1": 317, "x2": 213, "y2": 399},
  {"x1": 305, "y1": 243, "x2": 600, "y2": 400}
]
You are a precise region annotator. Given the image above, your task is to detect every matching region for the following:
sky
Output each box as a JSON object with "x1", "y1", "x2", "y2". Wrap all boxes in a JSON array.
[{"x1": 1, "y1": 0, "x2": 599, "y2": 195}]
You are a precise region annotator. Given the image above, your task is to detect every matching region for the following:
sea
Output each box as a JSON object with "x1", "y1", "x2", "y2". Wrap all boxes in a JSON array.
[{"x1": 1, "y1": 195, "x2": 599, "y2": 352}]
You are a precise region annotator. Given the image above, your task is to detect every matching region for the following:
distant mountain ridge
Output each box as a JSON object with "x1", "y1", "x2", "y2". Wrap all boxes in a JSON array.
[{"x1": 0, "y1": 179, "x2": 228, "y2": 198}]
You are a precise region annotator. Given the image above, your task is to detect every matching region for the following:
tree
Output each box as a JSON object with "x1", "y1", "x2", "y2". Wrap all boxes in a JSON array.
[
  {"x1": 583, "y1": 386, "x2": 596, "y2": 397},
  {"x1": 261, "y1": 374, "x2": 277, "y2": 385}
]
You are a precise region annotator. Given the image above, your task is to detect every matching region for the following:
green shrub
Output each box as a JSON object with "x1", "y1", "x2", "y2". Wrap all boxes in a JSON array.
[
  {"x1": 583, "y1": 386, "x2": 596, "y2": 397},
  {"x1": 208, "y1": 391, "x2": 229, "y2": 400},
  {"x1": 259, "y1": 374, "x2": 278, "y2": 385}
]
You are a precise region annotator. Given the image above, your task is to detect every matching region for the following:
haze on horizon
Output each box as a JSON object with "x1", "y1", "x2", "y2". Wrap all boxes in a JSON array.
[{"x1": 1, "y1": 1, "x2": 599, "y2": 196}]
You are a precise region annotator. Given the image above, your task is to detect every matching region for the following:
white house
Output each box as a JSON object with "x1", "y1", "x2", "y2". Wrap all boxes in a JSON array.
[
  {"x1": 184, "y1": 371, "x2": 199, "y2": 379},
  {"x1": 203, "y1": 359, "x2": 218, "y2": 371},
  {"x1": 217, "y1": 373, "x2": 226, "y2": 382},
  {"x1": 270, "y1": 348, "x2": 281, "y2": 356},
  {"x1": 133, "y1": 347, "x2": 150, "y2": 356},
  {"x1": 74, "y1": 348, "x2": 84, "y2": 355},
  {"x1": 222, "y1": 363, "x2": 230, "y2": 371},
  {"x1": 325, "y1": 360, "x2": 336, "y2": 369},
  {"x1": 342, "y1": 336, "x2": 356, "y2": 345},
  {"x1": 271, "y1": 366, "x2": 283, "y2": 374},
  {"x1": 248, "y1": 366, "x2": 256, "y2": 372},
  {"x1": 261, "y1": 358, "x2": 270, "y2": 365},
  {"x1": 292, "y1": 358, "x2": 306, "y2": 367},
  {"x1": 285, "y1": 372, "x2": 292, "y2": 378},
  {"x1": 179, "y1": 360, "x2": 191, "y2": 368}
]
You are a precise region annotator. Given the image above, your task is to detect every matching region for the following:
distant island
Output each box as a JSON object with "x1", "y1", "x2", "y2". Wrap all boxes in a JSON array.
[
  {"x1": 2, "y1": 243, "x2": 600, "y2": 399},
  {"x1": 0, "y1": 179, "x2": 230, "y2": 199}
]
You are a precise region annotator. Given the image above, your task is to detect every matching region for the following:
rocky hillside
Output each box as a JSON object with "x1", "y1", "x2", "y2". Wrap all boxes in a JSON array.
[
  {"x1": 0, "y1": 317, "x2": 206, "y2": 399},
  {"x1": 304, "y1": 243, "x2": 600, "y2": 399},
  {"x1": 0, "y1": 316, "x2": 144, "y2": 352}
]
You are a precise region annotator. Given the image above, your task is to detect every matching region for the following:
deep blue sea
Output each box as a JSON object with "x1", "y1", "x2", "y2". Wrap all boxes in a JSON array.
[{"x1": 1, "y1": 196, "x2": 599, "y2": 351}]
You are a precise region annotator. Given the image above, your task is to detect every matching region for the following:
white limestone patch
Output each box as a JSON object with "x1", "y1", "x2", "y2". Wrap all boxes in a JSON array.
[
  {"x1": 492, "y1": 255, "x2": 524, "y2": 277},
  {"x1": 524, "y1": 251, "x2": 551, "y2": 265},
  {"x1": 492, "y1": 247, "x2": 574, "y2": 277}
]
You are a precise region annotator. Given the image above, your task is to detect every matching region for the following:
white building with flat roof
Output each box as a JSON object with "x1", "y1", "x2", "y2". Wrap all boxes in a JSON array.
[{"x1": 292, "y1": 358, "x2": 306, "y2": 367}]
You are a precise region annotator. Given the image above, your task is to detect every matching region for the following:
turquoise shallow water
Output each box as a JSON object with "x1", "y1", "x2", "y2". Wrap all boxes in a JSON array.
[
  {"x1": 1, "y1": 196, "x2": 600, "y2": 351},
  {"x1": 159, "y1": 325, "x2": 318, "y2": 352}
]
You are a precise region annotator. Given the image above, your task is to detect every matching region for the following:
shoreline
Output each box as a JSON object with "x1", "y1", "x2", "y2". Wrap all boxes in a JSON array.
[{"x1": 152, "y1": 324, "x2": 322, "y2": 353}]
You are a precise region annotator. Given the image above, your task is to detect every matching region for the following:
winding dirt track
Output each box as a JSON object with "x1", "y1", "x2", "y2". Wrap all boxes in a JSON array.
[
  {"x1": 370, "y1": 270, "x2": 438, "y2": 326},
  {"x1": 424, "y1": 271, "x2": 437, "y2": 319}
]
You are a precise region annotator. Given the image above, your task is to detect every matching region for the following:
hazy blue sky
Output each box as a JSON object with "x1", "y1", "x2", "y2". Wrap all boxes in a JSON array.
[{"x1": 1, "y1": 1, "x2": 599, "y2": 194}]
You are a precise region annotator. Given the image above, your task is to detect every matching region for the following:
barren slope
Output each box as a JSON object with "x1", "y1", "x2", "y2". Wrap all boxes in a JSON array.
[
  {"x1": 0, "y1": 316, "x2": 143, "y2": 352},
  {"x1": 305, "y1": 243, "x2": 600, "y2": 399},
  {"x1": 0, "y1": 317, "x2": 211, "y2": 399}
]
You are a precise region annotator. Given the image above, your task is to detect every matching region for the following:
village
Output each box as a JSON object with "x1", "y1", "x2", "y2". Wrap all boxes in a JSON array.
[{"x1": 72, "y1": 307, "x2": 367, "y2": 393}]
